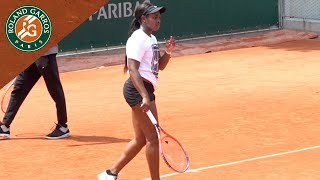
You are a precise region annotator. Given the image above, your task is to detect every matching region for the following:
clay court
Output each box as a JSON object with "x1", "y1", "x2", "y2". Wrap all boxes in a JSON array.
[{"x1": 1, "y1": 35, "x2": 320, "y2": 179}]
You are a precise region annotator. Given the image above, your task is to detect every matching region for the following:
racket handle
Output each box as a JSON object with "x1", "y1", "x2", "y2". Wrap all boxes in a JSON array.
[{"x1": 146, "y1": 110, "x2": 158, "y2": 125}]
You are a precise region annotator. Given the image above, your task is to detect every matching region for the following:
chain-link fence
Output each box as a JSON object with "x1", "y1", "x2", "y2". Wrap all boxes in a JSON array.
[{"x1": 284, "y1": 0, "x2": 320, "y2": 20}]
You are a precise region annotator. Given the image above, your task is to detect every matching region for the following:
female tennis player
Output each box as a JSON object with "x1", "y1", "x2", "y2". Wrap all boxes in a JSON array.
[{"x1": 98, "y1": 1, "x2": 175, "y2": 179}]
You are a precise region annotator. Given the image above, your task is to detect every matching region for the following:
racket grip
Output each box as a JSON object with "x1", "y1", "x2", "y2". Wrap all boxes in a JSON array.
[{"x1": 146, "y1": 110, "x2": 158, "y2": 125}]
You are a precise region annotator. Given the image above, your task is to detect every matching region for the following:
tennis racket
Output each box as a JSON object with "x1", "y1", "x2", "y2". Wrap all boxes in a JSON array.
[
  {"x1": 146, "y1": 110, "x2": 190, "y2": 173},
  {"x1": 1, "y1": 78, "x2": 16, "y2": 113}
]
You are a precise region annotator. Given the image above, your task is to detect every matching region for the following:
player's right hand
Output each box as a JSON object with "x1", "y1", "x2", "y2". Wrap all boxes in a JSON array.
[{"x1": 140, "y1": 97, "x2": 150, "y2": 112}]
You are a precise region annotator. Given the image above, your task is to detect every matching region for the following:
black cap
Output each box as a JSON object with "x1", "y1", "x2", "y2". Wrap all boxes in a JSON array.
[{"x1": 144, "y1": 5, "x2": 166, "y2": 15}]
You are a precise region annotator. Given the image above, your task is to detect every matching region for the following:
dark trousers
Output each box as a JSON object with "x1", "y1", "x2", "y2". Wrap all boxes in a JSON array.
[{"x1": 3, "y1": 54, "x2": 67, "y2": 127}]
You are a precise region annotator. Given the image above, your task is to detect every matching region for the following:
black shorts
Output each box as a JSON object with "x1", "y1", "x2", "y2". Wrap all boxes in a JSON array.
[{"x1": 123, "y1": 78, "x2": 155, "y2": 107}]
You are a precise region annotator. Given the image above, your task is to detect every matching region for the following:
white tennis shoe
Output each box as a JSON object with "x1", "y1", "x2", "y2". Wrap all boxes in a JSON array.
[
  {"x1": 98, "y1": 170, "x2": 118, "y2": 180},
  {"x1": 0, "y1": 124, "x2": 10, "y2": 139}
]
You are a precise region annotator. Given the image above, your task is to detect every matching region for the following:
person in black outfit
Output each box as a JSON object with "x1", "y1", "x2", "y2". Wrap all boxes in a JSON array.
[{"x1": 0, "y1": 45, "x2": 70, "y2": 139}]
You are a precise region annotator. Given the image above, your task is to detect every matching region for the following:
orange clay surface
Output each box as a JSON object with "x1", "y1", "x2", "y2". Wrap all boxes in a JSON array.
[{"x1": 1, "y1": 39, "x2": 320, "y2": 180}]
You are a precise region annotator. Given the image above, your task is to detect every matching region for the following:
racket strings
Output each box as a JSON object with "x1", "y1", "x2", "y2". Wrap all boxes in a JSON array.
[
  {"x1": 1, "y1": 86, "x2": 14, "y2": 113},
  {"x1": 1, "y1": 79, "x2": 16, "y2": 113},
  {"x1": 160, "y1": 135, "x2": 189, "y2": 172}
]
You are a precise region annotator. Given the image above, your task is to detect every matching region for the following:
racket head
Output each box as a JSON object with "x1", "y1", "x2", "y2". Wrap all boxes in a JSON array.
[
  {"x1": 159, "y1": 128, "x2": 190, "y2": 173},
  {"x1": 1, "y1": 79, "x2": 15, "y2": 113}
]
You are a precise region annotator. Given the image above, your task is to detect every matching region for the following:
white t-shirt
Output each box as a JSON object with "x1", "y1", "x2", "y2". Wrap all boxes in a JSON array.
[{"x1": 126, "y1": 29, "x2": 160, "y2": 88}]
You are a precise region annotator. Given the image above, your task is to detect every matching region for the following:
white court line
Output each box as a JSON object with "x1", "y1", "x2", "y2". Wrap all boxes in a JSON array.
[{"x1": 143, "y1": 145, "x2": 320, "y2": 179}]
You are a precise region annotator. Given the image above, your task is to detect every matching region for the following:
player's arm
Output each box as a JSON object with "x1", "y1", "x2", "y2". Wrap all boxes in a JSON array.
[
  {"x1": 159, "y1": 36, "x2": 176, "y2": 70},
  {"x1": 127, "y1": 59, "x2": 150, "y2": 111}
]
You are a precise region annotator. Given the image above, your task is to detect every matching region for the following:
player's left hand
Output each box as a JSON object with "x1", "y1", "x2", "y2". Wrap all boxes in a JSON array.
[{"x1": 165, "y1": 36, "x2": 176, "y2": 54}]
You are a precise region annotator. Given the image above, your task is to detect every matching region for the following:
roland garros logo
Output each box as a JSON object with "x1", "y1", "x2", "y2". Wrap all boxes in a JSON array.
[{"x1": 6, "y1": 6, "x2": 52, "y2": 52}]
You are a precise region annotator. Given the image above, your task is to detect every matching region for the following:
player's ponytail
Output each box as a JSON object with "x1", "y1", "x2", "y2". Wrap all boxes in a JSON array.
[{"x1": 128, "y1": 18, "x2": 141, "y2": 37}]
